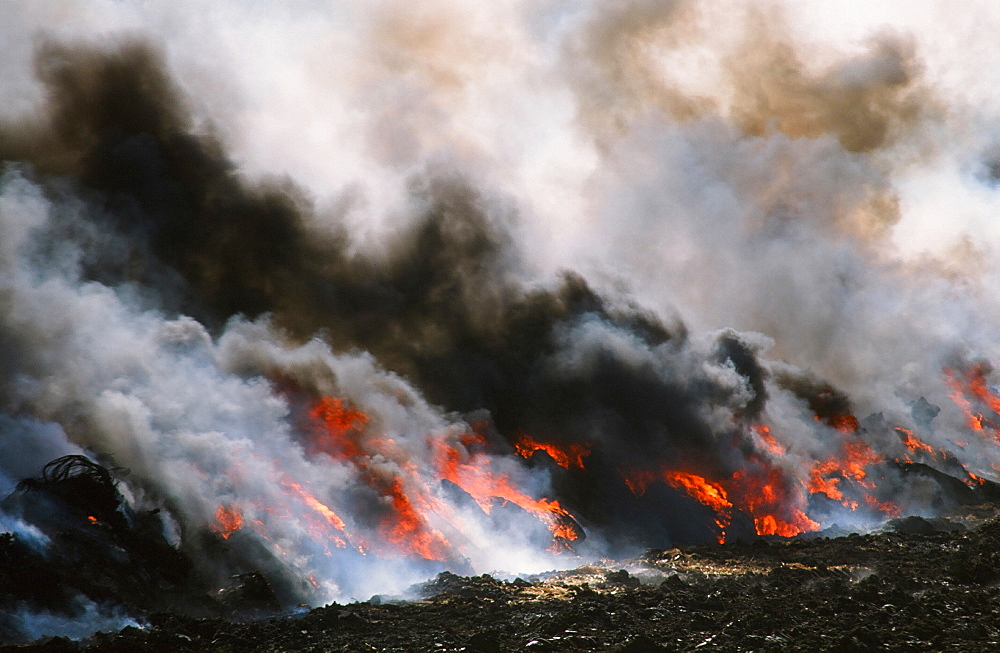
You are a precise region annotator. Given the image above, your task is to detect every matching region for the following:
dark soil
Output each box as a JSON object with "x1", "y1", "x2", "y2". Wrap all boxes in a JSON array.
[{"x1": 7, "y1": 509, "x2": 1000, "y2": 652}]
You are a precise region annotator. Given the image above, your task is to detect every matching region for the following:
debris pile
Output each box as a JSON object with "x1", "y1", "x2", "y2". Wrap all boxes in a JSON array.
[{"x1": 5, "y1": 486, "x2": 1000, "y2": 650}]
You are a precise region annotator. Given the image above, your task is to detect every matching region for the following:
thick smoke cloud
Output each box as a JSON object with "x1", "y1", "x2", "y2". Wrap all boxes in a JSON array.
[{"x1": 4, "y1": 0, "x2": 1000, "y2": 642}]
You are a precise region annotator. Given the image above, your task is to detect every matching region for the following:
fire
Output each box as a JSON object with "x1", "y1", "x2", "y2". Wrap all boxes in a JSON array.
[
  {"x1": 288, "y1": 382, "x2": 986, "y2": 560},
  {"x1": 303, "y1": 395, "x2": 581, "y2": 559},
  {"x1": 434, "y1": 435, "x2": 581, "y2": 548},
  {"x1": 307, "y1": 398, "x2": 458, "y2": 561},
  {"x1": 663, "y1": 471, "x2": 732, "y2": 543},
  {"x1": 945, "y1": 365, "x2": 1000, "y2": 441},
  {"x1": 966, "y1": 363, "x2": 1000, "y2": 414},
  {"x1": 621, "y1": 468, "x2": 658, "y2": 497},
  {"x1": 513, "y1": 433, "x2": 591, "y2": 469},
  {"x1": 308, "y1": 397, "x2": 370, "y2": 457},
  {"x1": 620, "y1": 416, "x2": 913, "y2": 542},
  {"x1": 807, "y1": 441, "x2": 885, "y2": 510},
  {"x1": 86, "y1": 515, "x2": 98, "y2": 523},
  {"x1": 662, "y1": 471, "x2": 731, "y2": 514},
  {"x1": 284, "y1": 481, "x2": 347, "y2": 531},
  {"x1": 753, "y1": 424, "x2": 784, "y2": 456},
  {"x1": 213, "y1": 504, "x2": 244, "y2": 539},
  {"x1": 620, "y1": 467, "x2": 732, "y2": 542},
  {"x1": 895, "y1": 427, "x2": 934, "y2": 456},
  {"x1": 250, "y1": 363, "x2": 1000, "y2": 565},
  {"x1": 814, "y1": 413, "x2": 860, "y2": 433},
  {"x1": 381, "y1": 477, "x2": 452, "y2": 562},
  {"x1": 622, "y1": 463, "x2": 819, "y2": 542},
  {"x1": 731, "y1": 466, "x2": 819, "y2": 537}
]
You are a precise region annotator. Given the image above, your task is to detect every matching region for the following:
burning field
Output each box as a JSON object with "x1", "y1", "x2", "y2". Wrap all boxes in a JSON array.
[{"x1": 4, "y1": 0, "x2": 1000, "y2": 648}]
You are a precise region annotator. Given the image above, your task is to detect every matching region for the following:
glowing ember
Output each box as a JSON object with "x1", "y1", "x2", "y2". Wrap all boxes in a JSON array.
[
  {"x1": 213, "y1": 505, "x2": 244, "y2": 539},
  {"x1": 514, "y1": 433, "x2": 591, "y2": 469},
  {"x1": 87, "y1": 515, "x2": 98, "y2": 523}
]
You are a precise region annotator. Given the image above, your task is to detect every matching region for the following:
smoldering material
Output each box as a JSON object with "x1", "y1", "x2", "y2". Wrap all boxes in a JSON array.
[{"x1": 3, "y1": 2, "x2": 1000, "y2": 642}]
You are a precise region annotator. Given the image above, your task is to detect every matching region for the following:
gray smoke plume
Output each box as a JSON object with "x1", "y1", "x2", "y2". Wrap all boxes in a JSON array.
[{"x1": 4, "y1": 0, "x2": 1000, "y2": 642}]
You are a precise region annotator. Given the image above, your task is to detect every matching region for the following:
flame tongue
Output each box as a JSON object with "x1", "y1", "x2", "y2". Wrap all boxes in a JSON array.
[
  {"x1": 211, "y1": 364, "x2": 1000, "y2": 575},
  {"x1": 619, "y1": 414, "x2": 913, "y2": 542},
  {"x1": 297, "y1": 396, "x2": 583, "y2": 560},
  {"x1": 946, "y1": 365, "x2": 1000, "y2": 442},
  {"x1": 213, "y1": 505, "x2": 244, "y2": 539},
  {"x1": 513, "y1": 434, "x2": 591, "y2": 469},
  {"x1": 435, "y1": 432, "x2": 582, "y2": 550},
  {"x1": 305, "y1": 397, "x2": 457, "y2": 561},
  {"x1": 663, "y1": 471, "x2": 733, "y2": 543}
]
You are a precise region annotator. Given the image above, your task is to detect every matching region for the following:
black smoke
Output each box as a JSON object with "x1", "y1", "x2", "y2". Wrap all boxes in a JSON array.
[{"x1": 0, "y1": 40, "x2": 778, "y2": 548}]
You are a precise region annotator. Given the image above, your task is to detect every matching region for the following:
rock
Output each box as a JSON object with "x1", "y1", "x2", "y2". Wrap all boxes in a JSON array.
[{"x1": 465, "y1": 630, "x2": 502, "y2": 653}]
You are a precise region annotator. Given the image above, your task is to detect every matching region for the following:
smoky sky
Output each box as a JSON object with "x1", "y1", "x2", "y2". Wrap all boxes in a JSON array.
[
  {"x1": 0, "y1": 40, "x2": 778, "y2": 545},
  {"x1": 5, "y1": 2, "x2": 1000, "y2": 638}
]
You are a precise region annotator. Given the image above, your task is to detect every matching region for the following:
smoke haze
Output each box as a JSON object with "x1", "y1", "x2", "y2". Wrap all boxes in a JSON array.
[{"x1": 4, "y1": 0, "x2": 1000, "y2": 641}]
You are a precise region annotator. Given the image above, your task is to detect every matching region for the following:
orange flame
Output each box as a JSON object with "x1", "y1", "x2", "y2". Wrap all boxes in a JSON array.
[
  {"x1": 213, "y1": 505, "x2": 244, "y2": 539},
  {"x1": 663, "y1": 471, "x2": 732, "y2": 543},
  {"x1": 807, "y1": 440, "x2": 883, "y2": 508},
  {"x1": 435, "y1": 436, "x2": 580, "y2": 547},
  {"x1": 815, "y1": 413, "x2": 860, "y2": 433},
  {"x1": 307, "y1": 398, "x2": 456, "y2": 561},
  {"x1": 514, "y1": 433, "x2": 591, "y2": 469},
  {"x1": 308, "y1": 397, "x2": 370, "y2": 457},
  {"x1": 620, "y1": 418, "x2": 912, "y2": 541},
  {"x1": 967, "y1": 471, "x2": 987, "y2": 487},
  {"x1": 731, "y1": 466, "x2": 819, "y2": 537},
  {"x1": 753, "y1": 424, "x2": 784, "y2": 457},
  {"x1": 87, "y1": 515, "x2": 98, "y2": 524},
  {"x1": 285, "y1": 481, "x2": 347, "y2": 531},
  {"x1": 944, "y1": 365, "x2": 1000, "y2": 443},
  {"x1": 662, "y1": 471, "x2": 732, "y2": 514},
  {"x1": 894, "y1": 427, "x2": 939, "y2": 461},
  {"x1": 945, "y1": 368, "x2": 986, "y2": 432},
  {"x1": 621, "y1": 468, "x2": 658, "y2": 497},
  {"x1": 966, "y1": 363, "x2": 1000, "y2": 415},
  {"x1": 620, "y1": 467, "x2": 734, "y2": 542},
  {"x1": 380, "y1": 477, "x2": 452, "y2": 562},
  {"x1": 305, "y1": 396, "x2": 581, "y2": 559}
]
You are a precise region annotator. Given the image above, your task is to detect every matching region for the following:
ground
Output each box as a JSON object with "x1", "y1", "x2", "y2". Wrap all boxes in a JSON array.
[{"x1": 6, "y1": 507, "x2": 1000, "y2": 652}]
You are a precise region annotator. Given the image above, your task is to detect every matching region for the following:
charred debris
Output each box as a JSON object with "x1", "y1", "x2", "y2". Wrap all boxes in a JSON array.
[{"x1": 4, "y1": 455, "x2": 1000, "y2": 651}]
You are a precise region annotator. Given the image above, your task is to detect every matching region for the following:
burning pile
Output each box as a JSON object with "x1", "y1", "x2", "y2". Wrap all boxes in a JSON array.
[{"x1": 3, "y1": 0, "x2": 1000, "y2": 643}]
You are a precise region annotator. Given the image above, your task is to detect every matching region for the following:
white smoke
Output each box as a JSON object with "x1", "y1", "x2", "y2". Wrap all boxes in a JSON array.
[{"x1": 5, "y1": 0, "x2": 1000, "y2": 641}]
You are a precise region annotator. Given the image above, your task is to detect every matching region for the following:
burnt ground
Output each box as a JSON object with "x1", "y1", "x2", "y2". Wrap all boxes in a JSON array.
[{"x1": 6, "y1": 507, "x2": 1000, "y2": 652}]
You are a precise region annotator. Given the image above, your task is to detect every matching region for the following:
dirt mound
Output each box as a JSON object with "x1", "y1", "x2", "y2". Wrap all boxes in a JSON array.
[{"x1": 7, "y1": 507, "x2": 1000, "y2": 651}]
